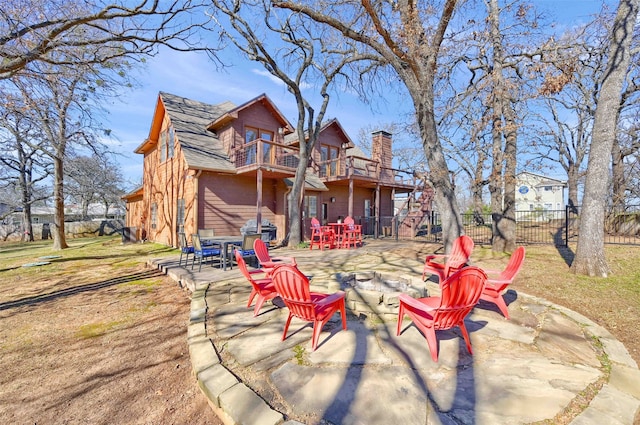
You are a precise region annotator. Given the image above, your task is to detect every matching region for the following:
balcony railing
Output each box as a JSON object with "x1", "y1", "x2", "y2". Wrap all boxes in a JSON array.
[
  {"x1": 318, "y1": 156, "x2": 418, "y2": 187},
  {"x1": 234, "y1": 139, "x2": 300, "y2": 170}
]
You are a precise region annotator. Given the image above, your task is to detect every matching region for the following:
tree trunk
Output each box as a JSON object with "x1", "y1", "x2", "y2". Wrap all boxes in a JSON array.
[
  {"x1": 21, "y1": 207, "x2": 34, "y2": 242},
  {"x1": 415, "y1": 92, "x2": 462, "y2": 252},
  {"x1": 18, "y1": 163, "x2": 34, "y2": 242},
  {"x1": 566, "y1": 161, "x2": 580, "y2": 213},
  {"x1": 611, "y1": 137, "x2": 626, "y2": 211},
  {"x1": 500, "y1": 105, "x2": 518, "y2": 253},
  {"x1": 487, "y1": 0, "x2": 517, "y2": 253},
  {"x1": 489, "y1": 109, "x2": 504, "y2": 249},
  {"x1": 572, "y1": 0, "x2": 639, "y2": 276},
  {"x1": 287, "y1": 161, "x2": 306, "y2": 247},
  {"x1": 52, "y1": 156, "x2": 68, "y2": 250}
]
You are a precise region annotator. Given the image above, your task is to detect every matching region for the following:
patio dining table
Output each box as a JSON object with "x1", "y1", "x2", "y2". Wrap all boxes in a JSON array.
[
  {"x1": 201, "y1": 236, "x2": 243, "y2": 271},
  {"x1": 328, "y1": 222, "x2": 348, "y2": 248}
]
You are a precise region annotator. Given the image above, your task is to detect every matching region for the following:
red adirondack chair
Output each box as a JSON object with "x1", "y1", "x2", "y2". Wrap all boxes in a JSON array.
[
  {"x1": 270, "y1": 264, "x2": 347, "y2": 351},
  {"x1": 480, "y1": 246, "x2": 526, "y2": 319},
  {"x1": 235, "y1": 249, "x2": 279, "y2": 317},
  {"x1": 310, "y1": 217, "x2": 335, "y2": 250},
  {"x1": 253, "y1": 239, "x2": 296, "y2": 275},
  {"x1": 397, "y1": 266, "x2": 487, "y2": 362},
  {"x1": 422, "y1": 235, "x2": 474, "y2": 282}
]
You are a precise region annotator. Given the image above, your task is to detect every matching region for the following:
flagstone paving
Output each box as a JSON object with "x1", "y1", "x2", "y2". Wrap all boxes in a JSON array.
[{"x1": 152, "y1": 240, "x2": 640, "y2": 425}]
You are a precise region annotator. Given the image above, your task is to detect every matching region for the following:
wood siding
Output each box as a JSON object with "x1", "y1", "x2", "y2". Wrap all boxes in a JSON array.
[{"x1": 198, "y1": 173, "x2": 286, "y2": 238}]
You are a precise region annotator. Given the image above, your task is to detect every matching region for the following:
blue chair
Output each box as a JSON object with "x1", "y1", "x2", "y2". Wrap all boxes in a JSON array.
[
  {"x1": 191, "y1": 234, "x2": 221, "y2": 272},
  {"x1": 231, "y1": 233, "x2": 262, "y2": 269},
  {"x1": 178, "y1": 232, "x2": 194, "y2": 267}
]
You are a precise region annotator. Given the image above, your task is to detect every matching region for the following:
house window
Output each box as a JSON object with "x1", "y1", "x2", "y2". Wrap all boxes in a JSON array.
[
  {"x1": 167, "y1": 125, "x2": 175, "y2": 159},
  {"x1": 244, "y1": 127, "x2": 275, "y2": 165},
  {"x1": 176, "y1": 199, "x2": 185, "y2": 233},
  {"x1": 160, "y1": 131, "x2": 167, "y2": 163},
  {"x1": 320, "y1": 145, "x2": 338, "y2": 177},
  {"x1": 304, "y1": 195, "x2": 318, "y2": 218},
  {"x1": 151, "y1": 203, "x2": 157, "y2": 229},
  {"x1": 260, "y1": 130, "x2": 274, "y2": 164},
  {"x1": 159, "y1": 127, "x2": 174, "y2": 163},
  {"x1": 544, "y1": 186, "x2": 552, "y2": 191},
  {"x1": 245, "y1": 127, "x2": 258, "y2": 164}
]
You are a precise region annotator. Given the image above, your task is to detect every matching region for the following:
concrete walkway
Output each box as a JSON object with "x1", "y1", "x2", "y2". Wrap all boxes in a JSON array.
[{"x1": 150, "y1": 240, "x2": 640, "y2": 425}]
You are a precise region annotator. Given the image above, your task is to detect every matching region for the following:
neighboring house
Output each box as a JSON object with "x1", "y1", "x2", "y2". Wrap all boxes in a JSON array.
[
  {"x1": 515, "y1": 172, "x2": 567, "y2": 212},
  {"x1": 122, "y1": 92, "x2": 422, "y2": 247}
]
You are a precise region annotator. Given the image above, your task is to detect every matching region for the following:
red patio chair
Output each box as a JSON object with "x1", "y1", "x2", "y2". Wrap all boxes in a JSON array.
[
  {"x1": 342, "y1": 216, "x2": 362, "y2": 248},
  {"x1": 253, "y1": 239, "x2": 296, "y2": 276},
  {"x1": 422, "y1": 235, "x2": 474, "y2": 282},
  {"x1": 270, "y1": 264, "x2": 347, "y2": 351},
  {"x1": 235, "y1": 249, "x2": 279, "y2": 316},
  {"x1": 310, "y1": 217, "x2": 335, "y2": 250},
  {"x1": 480, "y1": 246, "x2": 526, "y2": 319},
  {"x1": 397, "y1": 266, "x2": 487, "y2": 362}
]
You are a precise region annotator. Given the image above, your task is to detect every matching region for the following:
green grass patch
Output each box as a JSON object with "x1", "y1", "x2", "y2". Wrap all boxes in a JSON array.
[
  {"x1": 293, "y1": 344, "x2": 308, "y2": 365},
  {"x1": 119, "y1": 278, "x2": 159, "y2": 288},
  {"x1": 76, "y1": 320, "x2": 125, "y2": 339}
]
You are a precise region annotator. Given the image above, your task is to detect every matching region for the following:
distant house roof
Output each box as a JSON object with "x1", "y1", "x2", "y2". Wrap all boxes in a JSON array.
[
  {"x1": 517, "y1": 171, "x2": 567, "y2": 187},
  {"x1": 122, "y1": 186, "x2": 143, "y2": 201}
]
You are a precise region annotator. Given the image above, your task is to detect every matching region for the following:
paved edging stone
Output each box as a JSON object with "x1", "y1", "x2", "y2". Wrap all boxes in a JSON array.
[{"x1": 188, "y1": 279, "x2": 286, "y2": 425}]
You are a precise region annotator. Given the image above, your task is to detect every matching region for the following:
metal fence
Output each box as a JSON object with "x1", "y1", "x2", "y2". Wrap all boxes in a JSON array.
[{"x1": 352, "y1": 205, "x2": 640, "y2": 247}]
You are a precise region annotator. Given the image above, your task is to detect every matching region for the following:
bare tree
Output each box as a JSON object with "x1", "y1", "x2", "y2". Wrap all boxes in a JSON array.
[
  {"x1": 8, "y1": 45, "x2": 131, "y2": 249},
  {"x1": 274, "y1": 0, "x2": 464, "y2": 250},
  {"x1": 436, "y1": 0, "x2": 546, "y2": 252},
  {"x1": 0, "y1": 96, "x2": 53, "y2": 241},
  {"x1": 531, "y1": 96, "x2": 591, "y2": 212},
  {"x1": 572, "y1": 0, "x2": 639, "y2": 277},
  {"x1": 611, "y1": 38, "x2": 640, "y2": 209},
  {"x1": 612, "y1": 114, "x2": 640, "y2": 209},
  {"x1": 210, "y1": 0, "x2": 374, "y2": 246},
  {"x1": 530, "y1": 12, "x2": 618, "y2": 212},
  {"x1": 65, "y1": 155, "x2": 125, "y2": 220},
  {"x1": 440, "y1": 99, "x2": 492, "y2": 222},
  {"x1": 0, "y1": 0, "x2": 216, "y2": 79}
]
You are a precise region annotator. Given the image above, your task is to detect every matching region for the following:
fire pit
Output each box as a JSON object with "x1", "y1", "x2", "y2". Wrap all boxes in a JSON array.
[{"x1": 337, "y1": 271, "x2": 428, "y2": 320}]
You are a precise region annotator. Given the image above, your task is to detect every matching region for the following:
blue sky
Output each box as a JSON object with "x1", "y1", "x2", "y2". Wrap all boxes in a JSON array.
[{"x1": 103, "y1": 0, "x2": 615, "y2": 187}]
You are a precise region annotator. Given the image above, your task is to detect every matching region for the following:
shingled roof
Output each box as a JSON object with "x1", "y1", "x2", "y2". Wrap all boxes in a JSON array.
[
  {"x1": 140, "y1": 92, "x2": 327, "y2": 190},
  {"x1": 160, "y1": 91, "x2": 237, "y2": 173}
]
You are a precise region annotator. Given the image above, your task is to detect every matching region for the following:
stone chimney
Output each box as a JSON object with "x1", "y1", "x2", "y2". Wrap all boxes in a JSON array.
[{"x1": 371, "y1": 130, "x2": 393, "y2": 178}]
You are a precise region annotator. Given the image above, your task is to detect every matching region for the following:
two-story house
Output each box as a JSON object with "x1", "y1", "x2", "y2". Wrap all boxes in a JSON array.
[
  {"x1": 122, "y1": 92, "x2": 424, "y2": 247},
  {"x1": 515, "y1": 172, "x2": 567, "y2": 212}
]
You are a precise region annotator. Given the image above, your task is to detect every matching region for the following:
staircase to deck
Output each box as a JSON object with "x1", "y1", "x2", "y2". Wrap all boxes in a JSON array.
[{"x1": 395, "y1": 188, "x2": 435, "y2": 238}]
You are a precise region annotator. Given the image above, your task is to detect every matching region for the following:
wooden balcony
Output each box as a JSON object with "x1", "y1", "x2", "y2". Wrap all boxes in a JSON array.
[
  {"x1": 234, "y1": 139, "x2": 300, "y2": 176},
  {"x1": 318, "y1": 156, "x2": 419, "y2": 189}
]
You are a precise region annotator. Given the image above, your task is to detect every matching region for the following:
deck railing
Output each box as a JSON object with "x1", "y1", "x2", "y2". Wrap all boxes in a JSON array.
[
  {"x1": 317, "y1": 156, "x2": 417, "y2": 186},
  {"x1": 234, "y1": 139, "x2": 299, "y2": 169}
]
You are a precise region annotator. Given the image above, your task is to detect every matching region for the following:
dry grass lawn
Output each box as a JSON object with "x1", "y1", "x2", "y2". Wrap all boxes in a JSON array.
[{"x1": 0, "y1": 237, "x2": 222, "y2": 425}]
